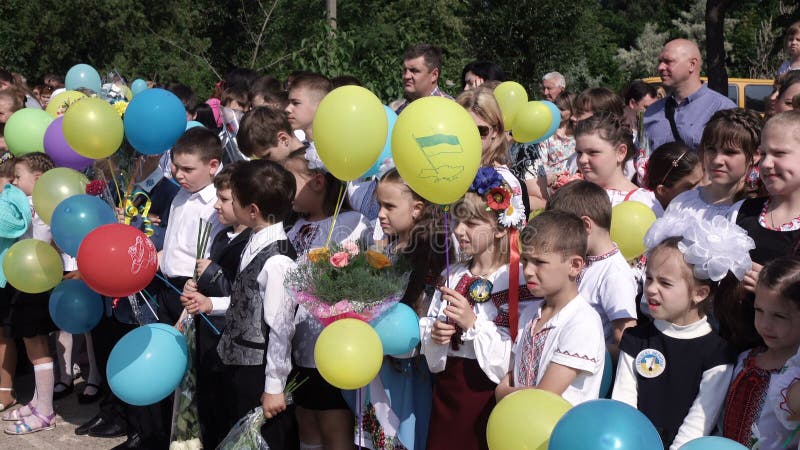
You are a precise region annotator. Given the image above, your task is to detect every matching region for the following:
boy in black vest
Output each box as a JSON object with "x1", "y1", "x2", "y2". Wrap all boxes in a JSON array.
[
  {"x1": 181, "y1": 159, "x2": 298, "y2": 449},
  {"x1": 179, "y1": 161, "x2": 251, "y2": 448}
]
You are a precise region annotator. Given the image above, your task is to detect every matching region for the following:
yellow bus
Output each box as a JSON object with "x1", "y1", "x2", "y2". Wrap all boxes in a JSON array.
[{"x1": 642, "y1": 76, "x2": 774, "y2": 113}]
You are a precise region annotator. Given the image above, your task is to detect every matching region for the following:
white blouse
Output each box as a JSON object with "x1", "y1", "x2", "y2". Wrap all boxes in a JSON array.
[{"x1": 419, "y1": 263, "x2": 530, "y2": 384}]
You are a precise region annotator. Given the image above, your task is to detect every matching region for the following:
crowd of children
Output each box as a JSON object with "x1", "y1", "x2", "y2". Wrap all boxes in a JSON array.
[{"x1": 1, "y1": 38, "x2": 800, "y2": 450}]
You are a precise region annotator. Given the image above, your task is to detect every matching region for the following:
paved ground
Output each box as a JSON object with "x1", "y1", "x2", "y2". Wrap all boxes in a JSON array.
[{"x1": 0, "y1": 371, "x2": 126, "y2": 450}]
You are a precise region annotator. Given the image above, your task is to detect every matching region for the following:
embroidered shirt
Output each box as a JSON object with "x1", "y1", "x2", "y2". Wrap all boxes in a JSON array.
[{"x1": 512, "y1": 294, "x2": 605, "y2": 405}]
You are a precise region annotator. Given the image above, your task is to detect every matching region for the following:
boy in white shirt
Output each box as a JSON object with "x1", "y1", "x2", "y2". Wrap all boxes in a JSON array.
[
  {"x1": 159, "y1": 127, "x2": 223, "y2": 323},
  {"x1": 496, "y1": 210, "x2": 605, "y2": 405},
  {"x1": 546, "y1": 180, "x2": 638, "y2": 355}
]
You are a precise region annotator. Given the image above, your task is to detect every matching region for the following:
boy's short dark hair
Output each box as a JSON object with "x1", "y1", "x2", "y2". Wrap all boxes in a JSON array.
[
  {"x1": 230, "y1": 160, "x2": 295, "y2": 222},
  {"x1": 249, "y1": 76, "x2": 284, "y2": 104},
  {"x1": 16, "y1": 152, "x2": 55, "y2": 174},
  {"x1": 546, "y1": 180, "x2": 612, "y2": 230},
  {"x1": 172, "y1": 127, "x2": 223, "y2": 163},
  {"x1": 331, "y1": 75, "x2": 362, "y2": 88},
  {"x1": 403, "y1": 44, "x2": 443, "y2": 72},
  {"x1": 288, "y1": 73, "x2": 332, "y2": 99},
  {"x1": 521, "y1": 210, "x2": 587, "y2": 260},
  {"x1": 166, "y1": 82, "x2": 198, "y2": 115},
  {"x1": 213, "y1": 160, "x2": 244, "y2": 191},
  {"x1": 238, "y1": 107, "x2": 292, "y2": 158}
]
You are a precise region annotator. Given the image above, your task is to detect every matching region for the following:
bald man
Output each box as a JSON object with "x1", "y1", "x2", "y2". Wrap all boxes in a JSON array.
[{"x1": 643, "y1": 39, "x2": 735, "y2": 151}]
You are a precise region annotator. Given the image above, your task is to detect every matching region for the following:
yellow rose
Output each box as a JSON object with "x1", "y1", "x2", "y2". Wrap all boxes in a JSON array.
[
  {"x1": 365, "y1": 250, "x2": 391, "y2": 270},
  {"x1": 308, "y1": 247, "x2": 330, "y2": 263}
]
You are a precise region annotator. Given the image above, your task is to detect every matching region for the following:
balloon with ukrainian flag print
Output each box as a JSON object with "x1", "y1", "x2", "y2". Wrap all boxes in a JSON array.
[{"x1": 391, "y1": 96, "x2": 481, "y2": 205}]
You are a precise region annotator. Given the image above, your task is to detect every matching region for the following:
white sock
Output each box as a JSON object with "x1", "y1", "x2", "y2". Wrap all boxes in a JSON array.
[
  {"x1": 55, "y1": 332, "x2": 73, "y2": 388},
  {"x1": 33, "y1": 362, "x2": 54, "y2": 416}
]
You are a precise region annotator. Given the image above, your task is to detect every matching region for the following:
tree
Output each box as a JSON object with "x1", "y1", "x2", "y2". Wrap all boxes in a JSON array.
[
  {"x1": 615, "y1": 23, "x2": 670, "y2": 78},
  {"x1": 706, "y1": 0, "x2": 732, "y2": 94}
]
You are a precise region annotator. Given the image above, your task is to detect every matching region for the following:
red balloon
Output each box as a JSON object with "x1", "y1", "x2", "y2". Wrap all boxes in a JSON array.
[{"x1": 77, "y1": 224, "x2": 158, "y2": 297}]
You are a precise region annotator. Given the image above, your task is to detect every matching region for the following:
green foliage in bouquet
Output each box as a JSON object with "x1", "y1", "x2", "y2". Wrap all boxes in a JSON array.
[{"x1": 286, "y1": 241, "x2": 409, "y2": 305}]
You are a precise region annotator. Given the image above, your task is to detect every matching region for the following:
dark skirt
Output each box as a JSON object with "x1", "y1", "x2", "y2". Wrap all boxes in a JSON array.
[
  {"x1": 427, "y1": 357, "x2": 496, "y2": 450},
  {"x1": 10, "y1": 290, "x2": 56, "y2": 338},
  {"x1": 292, "y1": 366, "x2": 350, "y2": 411}
]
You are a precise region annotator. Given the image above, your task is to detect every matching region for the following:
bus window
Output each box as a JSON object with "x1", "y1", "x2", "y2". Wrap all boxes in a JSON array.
[
  {"x1": 727, "y1": 85, "x2": 738, "y2": 106},
  {"x1": 745, "y1": 84, "x2": 773, "y2": 113}
]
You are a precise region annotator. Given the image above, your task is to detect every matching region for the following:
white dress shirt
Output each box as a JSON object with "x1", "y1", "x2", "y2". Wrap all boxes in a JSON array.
[{"x1": 160, "y1": 184, "x2": 221, "y2": 278}]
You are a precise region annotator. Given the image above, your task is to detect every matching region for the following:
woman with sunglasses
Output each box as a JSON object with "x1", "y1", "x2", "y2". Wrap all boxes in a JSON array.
[{"x1": 457, "y1": 86, "x2": 528, "y2": 217}]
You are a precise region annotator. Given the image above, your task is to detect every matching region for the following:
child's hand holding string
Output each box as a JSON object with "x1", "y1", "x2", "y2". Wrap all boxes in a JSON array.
[
  {"x1": 441, "y1": 286, "x2": 477, "y2": 330},
  {"x1": 183, "y1": 279, "x2": 198, "y2": 294},
  {"x1": 180, "y1": 291, "x2": 212, "y2": 315},
  {"x1": 195, "y1": 259, "x2": 211, "y2": 279}
]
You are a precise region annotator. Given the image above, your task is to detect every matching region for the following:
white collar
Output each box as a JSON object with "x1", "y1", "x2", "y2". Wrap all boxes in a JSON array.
[
  {"x1": 655, "y1": 317, "x2": 711, "y2": 339},
  {"x1": 188, "y1": 183, "x2": 217, "y2": 203},
  {"x1": 248, "y1": 222, "x2": 287, "y2": 250},
  {"x1": 136, "y1": 169, "x2": 164, "y2": 194}
]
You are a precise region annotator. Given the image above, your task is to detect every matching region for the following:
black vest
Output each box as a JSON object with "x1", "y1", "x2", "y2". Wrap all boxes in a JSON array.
[
  {"x1": 736, "y1": 197, "x2": 800, "y2": 264},
  {"x1": 217, "y1": 239, "x2": 296, "y2": 366}
]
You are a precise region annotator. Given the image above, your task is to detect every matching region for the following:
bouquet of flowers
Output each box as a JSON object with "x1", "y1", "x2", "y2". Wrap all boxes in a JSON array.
[{"x1": 286, "y1": 241, "x2": 410, "y2": 325}]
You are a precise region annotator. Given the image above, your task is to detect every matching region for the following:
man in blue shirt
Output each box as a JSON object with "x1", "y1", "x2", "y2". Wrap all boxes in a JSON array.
[{"x1": 644, "y1": 39, "x2": 735, "y2": 151}]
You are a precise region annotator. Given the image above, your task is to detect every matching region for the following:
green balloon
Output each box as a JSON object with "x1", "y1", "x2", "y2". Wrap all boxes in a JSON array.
[
  {"x1": 32, "y1": 168, "x2": 89, "y2": 224},
  {"x1": 3, "y1": 239, "x2": 63, "y2": 293},
  {"x1": 4, "y1": 108, "x2": 54, "y2": 156}
]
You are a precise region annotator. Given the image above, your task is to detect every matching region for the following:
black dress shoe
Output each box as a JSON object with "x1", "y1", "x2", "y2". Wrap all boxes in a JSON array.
[
  {"x1": 110, "y1": 433, "x2": 144, "y2": 450},
  {"x1": 53, "y1": 381, "x2": 74, "y2": 401},
  {"x1": 88, "y1": 419, "x2": 127, "y2": 438},
  {"x1": 77, "y1": 383, "x2": 102, "y2": 404},
  {"x1": 75, "y1": 414, "x2": 103, "y2": 436}
]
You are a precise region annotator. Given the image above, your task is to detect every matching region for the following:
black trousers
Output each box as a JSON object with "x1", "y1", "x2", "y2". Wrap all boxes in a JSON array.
[
  {"x1": 196, "y1": 315, "x2": 227, "y2": 449},
  {"x1": 220, "y1": 362, "x2": 299, "y2": 450}
]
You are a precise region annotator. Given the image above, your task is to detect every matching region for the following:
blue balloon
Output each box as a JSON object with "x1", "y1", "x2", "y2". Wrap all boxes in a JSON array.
[
  {"x1": 123, "y1": 88, "x2": 187, "y2": 155},
  {"x1": 361, "y1": 105, "x2": 397, "y2": 178},
  {"x1": 131, "y1": 78, "x2": 148, "y2": 96},
  {"x1": 65, "y1": 64, "x2": 102, "y2": 94},
  {"x1": 51, "y1": 195, "x2": 118, "y2": 257},
  {"x1": 186, "y1": 120, "x2": 204, "y2": 130},
  {"x1": 599, "y1": 350, "x2": 613, "y2": 398},
  {"x1": 49, "y1": 280, "x2": 103, "y2": 334},
  {"x1": 107, "y1": 323, "x2": 188, "y2": 406},
  {"x1": 531, "y1": 100, "x2": 561, "y2": 144},
  {"x1": 679, "y1": 437, "x2": 748, "y2": 450},
  {"x1": 371, "y1": 303, "x2": 420, "y2": 355},
  {"x1": 548, "y1": 399, "x2": 661, "y2": 450}
]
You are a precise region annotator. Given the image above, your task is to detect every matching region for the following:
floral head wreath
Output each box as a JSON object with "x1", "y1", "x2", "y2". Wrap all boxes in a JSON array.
[
  {"x1": 468, "y1": 167, "x2": 525, "y2": 229},
  {"x1": 643, "y1": 213, "x2": 755, "y2": 281}
]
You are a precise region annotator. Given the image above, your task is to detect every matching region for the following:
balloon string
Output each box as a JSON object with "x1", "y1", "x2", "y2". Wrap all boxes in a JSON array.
[
  {"x1": 138, "y1": 290, "x2": 160, "y2": 321},
  {"x1": 323, "y1": 183, "x2": 346, "y2": 249},
  {"x1": 443, "y1": 205, "x2": 450, "y2": 288},
  {"x1": 153, "y1": 273, "x2": 220, "y2": 335},
  {"x1": 357, "y1": 387, "x2": 362, "y2": 447},
  {"x1": 107, "y1": 159, "x2": 123, "y2": 209},
  {"x1": 508, "y1": 228, "x2": 520, "y2": 342}
]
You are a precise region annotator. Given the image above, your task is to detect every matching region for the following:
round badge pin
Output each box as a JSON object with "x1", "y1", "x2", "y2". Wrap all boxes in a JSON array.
[
  {"x1": 634, "y1": 348, "x2": 666, "y2": 379},
  {"x1": 468, "y1": 278, "x2": 493, "y2": 304}
]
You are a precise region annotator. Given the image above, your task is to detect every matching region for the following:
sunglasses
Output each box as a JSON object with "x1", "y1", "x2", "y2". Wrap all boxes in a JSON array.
[{"x1": 477, "y1": 125, "x2": 492, "y2": 137}]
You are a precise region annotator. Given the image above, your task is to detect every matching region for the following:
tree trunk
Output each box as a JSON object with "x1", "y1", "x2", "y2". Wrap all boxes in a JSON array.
[{"x1": 706, "y1": 0, "x2": 731, "y2": 95}]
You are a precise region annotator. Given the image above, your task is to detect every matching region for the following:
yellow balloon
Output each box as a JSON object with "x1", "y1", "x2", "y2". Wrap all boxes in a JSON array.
[
  {"x1": 512, "y1": 101, "x2": 553, "y2": 143},
  {"x1": 487, "y1": 389, "x2": 572, "y2": 450},
  {"x1": 312, "y1": 86, "x2": 388, "y2": 181},
  {"x1": 3, "y1": 239, "x2": 64, "y2": 293},
  {"x1": 32, "y1": 168, "x2": 90, "y2": 224},
  {"x1": 610, "y1": 201, "x2": 657, "y2": 260},
  {"x1": 314, "y1": 318, "x2": 382, "y2": 389},
  {"x1": 391, "y1": 97, "x2": 482, "y2": 205},
  {"x1": 62, "y1": 97, "x2": 124, "y2": 159},
  {"x1": 45, "y1": 90, "x2": 87, "y2": 117},
  {"x1": 494, "y1": 81, "x2": 529, "y2": 131}
]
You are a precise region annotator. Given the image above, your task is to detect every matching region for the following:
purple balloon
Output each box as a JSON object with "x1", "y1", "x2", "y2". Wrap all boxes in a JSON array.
[{"x1": 44, "y1": 117, "x2": 94, "y2": 170}]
